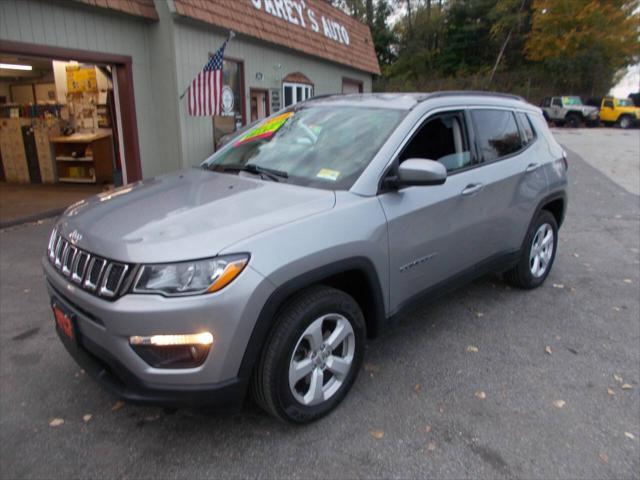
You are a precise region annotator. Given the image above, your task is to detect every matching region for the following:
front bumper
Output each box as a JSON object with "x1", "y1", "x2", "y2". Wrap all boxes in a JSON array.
[
  {"x1": 43, "y1": 256, "x2": 275, "y2": 408},
  {"x1": 52, "y1": 304, "x2": 247, "y2": 408}
]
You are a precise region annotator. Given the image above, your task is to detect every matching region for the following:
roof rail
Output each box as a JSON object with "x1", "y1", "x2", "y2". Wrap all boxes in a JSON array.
[{"x1": 420, "y1": 90, "x2": 525, "y2": 102}]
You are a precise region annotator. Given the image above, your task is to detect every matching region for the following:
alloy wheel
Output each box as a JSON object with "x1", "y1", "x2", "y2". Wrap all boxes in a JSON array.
[
  {"x1": 288, "y1": 313, "x2": 355, "y2": 406},
  {"x1": 530, "y1": 223, "x2": 554, "y2": 278}
]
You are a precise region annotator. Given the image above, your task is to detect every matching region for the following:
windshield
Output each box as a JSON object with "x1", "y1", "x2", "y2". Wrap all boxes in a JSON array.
[
  {"x1": 203, "y1": 105, "x2": 406, "y2": 190},
  {"x1": 563, "y1": 96, "x2": 583, "y2": 106},
  {"x1": 617, "y1": 98, "x2": 634, "y2": 107}
]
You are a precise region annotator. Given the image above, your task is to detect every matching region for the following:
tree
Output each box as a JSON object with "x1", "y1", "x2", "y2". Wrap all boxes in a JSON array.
[
  {"x1": 366, "y1": 0, "x2": 374, "y2": 25},
  {"x1": 436, "y1": 0, "x2": 500, "y2": 76},
  {"x1": 329, "y1": 0, "x2": 397, "y2": 67},
  {"x1": 326, "y1": 0, "x2": 367, "y2": 22},
  {"x1": 487, "y1": 0, "x2": 532, "y2": 84},
  {"x1": 525, "y1": 0, "x2": 640, "y2": 96},
  {"x1": 372, "y1": 0, "x2": 397, "y2": 66}
]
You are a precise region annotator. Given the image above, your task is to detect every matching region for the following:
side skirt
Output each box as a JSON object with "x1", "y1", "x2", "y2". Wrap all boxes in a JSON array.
[{"x1": 385, "y1": 250, "x2": 521, "y2": 326}]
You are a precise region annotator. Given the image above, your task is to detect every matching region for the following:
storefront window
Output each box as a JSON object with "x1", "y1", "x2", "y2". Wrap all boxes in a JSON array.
[
  {"x1": 222, "y1": 59, "x2": 244, "y2": 127},
  {"x1": 283, "y1": 82, "x2": 313, "y2": 107}
]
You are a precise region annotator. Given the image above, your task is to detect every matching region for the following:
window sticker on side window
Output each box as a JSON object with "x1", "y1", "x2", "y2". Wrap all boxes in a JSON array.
[
  {"x1": 234, "y1": 112, "x2": 294, "y2": 146},
  {"x1": 316, "y1": 168, "x2": 340, "y2": 181}
]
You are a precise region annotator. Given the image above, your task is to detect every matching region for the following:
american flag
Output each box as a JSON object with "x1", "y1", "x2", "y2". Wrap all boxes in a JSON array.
[{"x1": 187, "y1": 40, "x2": 227, "y2": 116}]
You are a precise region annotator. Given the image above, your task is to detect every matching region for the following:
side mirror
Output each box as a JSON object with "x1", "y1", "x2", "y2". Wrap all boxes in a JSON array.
[{"x1": 389, "y1": 158, "x2": 447, "y2": 188}]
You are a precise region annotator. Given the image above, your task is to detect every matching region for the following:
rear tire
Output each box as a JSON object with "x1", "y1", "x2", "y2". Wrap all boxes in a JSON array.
[
  {"x1": 505, "y1": 210, "x2": 558, "y2": 289},
  {"x1": 618, "y1": 115, "x2": 633, "y2": 129},
  {"x1": 565, "y1": 113, "x2": 582, "y2": 128},
  {"x1": 252, "y1": 285, "x2": 365, "y2": 424}
]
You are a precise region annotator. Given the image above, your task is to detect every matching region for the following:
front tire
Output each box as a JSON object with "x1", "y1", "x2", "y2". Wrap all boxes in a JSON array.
[
  {"x1": 505, "y1": 210, "x2": 558, "y2": 289},
  {"x1": 252, "y1": 285, "x2": 365, "y2": 424}
]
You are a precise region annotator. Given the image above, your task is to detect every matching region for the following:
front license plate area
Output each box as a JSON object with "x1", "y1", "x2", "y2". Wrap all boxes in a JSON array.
[{"x1": 52, "y1": 301, "x2": 78, "y2": 350}]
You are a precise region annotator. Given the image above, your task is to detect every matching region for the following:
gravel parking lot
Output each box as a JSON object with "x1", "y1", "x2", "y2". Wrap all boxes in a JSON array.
[{"x1": 1, "y1": 128, "x2": 638, "y2": 479}]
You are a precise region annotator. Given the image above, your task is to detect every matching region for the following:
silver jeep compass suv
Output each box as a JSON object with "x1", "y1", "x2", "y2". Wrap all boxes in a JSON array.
[{"x1": 44, "y1": 92, "x2": 567, "y2": 423}]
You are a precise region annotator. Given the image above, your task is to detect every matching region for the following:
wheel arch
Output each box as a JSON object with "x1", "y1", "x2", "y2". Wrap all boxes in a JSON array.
[
  {"x1": 237, "y1": 257, "x2": 386, "y2": 379},
  {"x1": 519, "y1": 192, "x2": 567, "y2": 253},
  {"x1": 541, "y1": 195, "x2": 566, "y2": 228},
  {"x1": 617, "y1": 113, "x2": 633, "y2": 125}
]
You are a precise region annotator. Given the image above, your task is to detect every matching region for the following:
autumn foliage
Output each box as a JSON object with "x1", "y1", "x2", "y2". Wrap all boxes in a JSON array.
[
  {"x1": 333, "y1": 0, "x2": 640, "y2": 101},
  {"x1": 526, "y1": 0, "x2": 640, "y2": 95}
]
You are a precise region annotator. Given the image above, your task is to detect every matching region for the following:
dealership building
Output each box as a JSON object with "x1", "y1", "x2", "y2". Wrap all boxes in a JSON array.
[{"x1": 0, "y1": 0, "x2": 380, "y2": 187}]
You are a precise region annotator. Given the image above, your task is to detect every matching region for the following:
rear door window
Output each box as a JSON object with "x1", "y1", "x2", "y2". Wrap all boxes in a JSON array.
[{"x1": 470, "y1": 109, "x2": 523, "y2": 162}]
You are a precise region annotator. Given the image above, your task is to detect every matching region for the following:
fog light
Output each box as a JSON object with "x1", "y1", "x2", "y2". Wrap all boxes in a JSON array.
[
  {"x1": 129, "y1": 332, "x2": 213, "y2": 368},
  {"x1": 129, "y1": 332, "x2": 213, "y2": 346}
]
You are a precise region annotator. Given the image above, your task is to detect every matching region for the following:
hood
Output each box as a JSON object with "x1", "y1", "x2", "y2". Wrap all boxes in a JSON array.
[{"x1": 55, "y1": 168, "x2": 335, "y2": 263}]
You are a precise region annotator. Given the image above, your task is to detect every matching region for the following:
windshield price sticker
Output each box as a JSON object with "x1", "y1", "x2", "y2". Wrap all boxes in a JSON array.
[
  {"x1": 234, "y1": 112, "x2": 294, "y2": 146},
  {"x1": 316, "y1": 168, "x2": 340, "y2": 181}
]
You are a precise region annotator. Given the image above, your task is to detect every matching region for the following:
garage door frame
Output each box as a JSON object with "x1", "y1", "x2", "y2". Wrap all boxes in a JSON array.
[{"x1": 0, "y1": 39, "x2": 143, "y2": 183}]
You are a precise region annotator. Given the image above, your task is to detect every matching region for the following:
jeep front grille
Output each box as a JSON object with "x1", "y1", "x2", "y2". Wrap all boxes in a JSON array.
[{"x1": 47, "y1": 229, "x2": 130, "y2": 299}]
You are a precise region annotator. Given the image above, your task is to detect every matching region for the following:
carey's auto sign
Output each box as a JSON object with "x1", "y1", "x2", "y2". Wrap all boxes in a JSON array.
[{"x1": 250, "y1": 0, "x2": 350, "y2": 45}]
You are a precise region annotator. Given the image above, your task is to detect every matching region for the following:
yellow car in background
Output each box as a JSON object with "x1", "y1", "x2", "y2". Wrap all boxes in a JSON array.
[{"x1": 599, "y1": 97, "x2": 640, "y2": 129}]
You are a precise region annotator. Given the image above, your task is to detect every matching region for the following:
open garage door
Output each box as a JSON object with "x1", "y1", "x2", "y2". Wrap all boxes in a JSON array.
[{"x1": 0, "y1": 42, "x2": 142, "y2": 227}]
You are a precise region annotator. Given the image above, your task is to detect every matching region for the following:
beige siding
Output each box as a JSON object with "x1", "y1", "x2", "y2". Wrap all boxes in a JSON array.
[
  {"x1": 0, "y1": 0, "x2": 179, "y2": 178},
  {"x1": 173, "y1": 21, "x2": 373, "y2": 167}
]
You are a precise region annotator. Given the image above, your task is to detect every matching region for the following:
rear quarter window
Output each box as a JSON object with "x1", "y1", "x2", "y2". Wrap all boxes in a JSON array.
[
  {"x1": 517, "y1": 112, "x2": 536, "y2": 145},
  {"x1": 470, "y1": 109, "x2": 523, "y2": 163}
]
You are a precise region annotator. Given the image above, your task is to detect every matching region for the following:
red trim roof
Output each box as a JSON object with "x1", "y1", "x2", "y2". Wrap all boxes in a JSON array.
[
  {"x1": 75, "y1": 0, "x2": 158, "y2": 21},
  {"x1": 173, "y1": 0, "x2": 380, "y2": 75}
]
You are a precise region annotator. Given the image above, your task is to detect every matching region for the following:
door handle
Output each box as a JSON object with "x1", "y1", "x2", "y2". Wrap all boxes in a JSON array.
[
  {"x1": 461, "y1": 183, "x2": 483, "y2": 196},
  {"x1": 525, "y1": 163, "x2": 541, "y2": 173}
]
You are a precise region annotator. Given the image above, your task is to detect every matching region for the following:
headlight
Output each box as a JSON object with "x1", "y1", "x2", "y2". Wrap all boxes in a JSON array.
[{"x1": 133, "y1": 254, "x2": 249, "y2": 296}]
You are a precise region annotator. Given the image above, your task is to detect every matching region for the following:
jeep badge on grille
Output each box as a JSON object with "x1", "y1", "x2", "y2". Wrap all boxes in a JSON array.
[{"x1": 68, "y1": 230, "x2": 83, "y2": 244}]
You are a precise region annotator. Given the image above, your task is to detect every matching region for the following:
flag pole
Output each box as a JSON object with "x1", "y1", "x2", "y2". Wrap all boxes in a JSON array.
[{"x1": 179, "y1": 31, "x2": 235, "y2": 100}]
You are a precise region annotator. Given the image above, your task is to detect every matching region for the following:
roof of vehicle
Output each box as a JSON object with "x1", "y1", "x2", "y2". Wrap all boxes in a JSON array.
[{"x1": 304, "y1": 91, "x2": 529, "y2": 110}]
